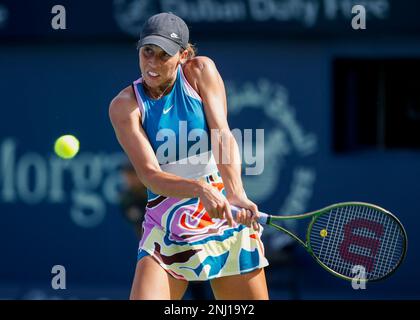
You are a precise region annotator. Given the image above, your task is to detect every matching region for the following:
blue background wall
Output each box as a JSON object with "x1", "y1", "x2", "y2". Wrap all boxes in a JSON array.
[{"x1": 0, "y1": 1, "x2": 419, "y2": 299}]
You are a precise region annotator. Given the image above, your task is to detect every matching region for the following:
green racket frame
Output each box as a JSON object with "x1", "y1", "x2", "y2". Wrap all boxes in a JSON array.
[{"x1": 263, "y1": 202, "x2": 408, "y2": 282}]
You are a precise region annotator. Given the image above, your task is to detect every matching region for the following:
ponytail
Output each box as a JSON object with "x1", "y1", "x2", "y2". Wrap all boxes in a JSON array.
[{"x1": 183, "y1": 43, "x2": 197, "y2": 59}]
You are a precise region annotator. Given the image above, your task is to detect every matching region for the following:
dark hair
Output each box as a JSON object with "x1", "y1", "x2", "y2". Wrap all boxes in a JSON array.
[{"x1": 183, "y1": 43, "x2": 197, "y2": 59}]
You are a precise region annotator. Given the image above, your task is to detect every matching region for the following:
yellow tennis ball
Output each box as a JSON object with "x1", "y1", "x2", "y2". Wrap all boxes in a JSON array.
[
  {"x1": 54, "y1": 135, "x2": 80, "y2": 159},
  {"x1": 320, "y1": 229, "x2": 328, "y2": 238}
]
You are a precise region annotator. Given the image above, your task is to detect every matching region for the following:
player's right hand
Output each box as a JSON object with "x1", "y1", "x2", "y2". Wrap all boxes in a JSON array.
[{"x1": 198, "y1": 183, "x2": 235, "y2": 227}]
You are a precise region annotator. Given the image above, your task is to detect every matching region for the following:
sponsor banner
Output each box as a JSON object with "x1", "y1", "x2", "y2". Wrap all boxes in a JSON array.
[{"x1": 0, "y1": 0, "x2": 420, "y2": 40}]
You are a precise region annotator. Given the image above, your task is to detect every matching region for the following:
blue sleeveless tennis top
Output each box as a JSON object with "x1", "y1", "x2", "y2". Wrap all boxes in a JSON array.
[{"x1": 132, "y1": 65, "x2": 218, "y2": 193}]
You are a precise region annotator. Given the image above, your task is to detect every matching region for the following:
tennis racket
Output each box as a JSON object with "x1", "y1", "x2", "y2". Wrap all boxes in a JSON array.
[{"x1": 231, "y1": 202, "x2": 407, "y2": 282}]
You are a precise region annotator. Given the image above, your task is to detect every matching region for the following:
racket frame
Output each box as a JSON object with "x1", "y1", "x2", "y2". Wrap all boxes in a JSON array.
[{"x1": 266, "y1": 201, "x2": 408, "y2": 282}]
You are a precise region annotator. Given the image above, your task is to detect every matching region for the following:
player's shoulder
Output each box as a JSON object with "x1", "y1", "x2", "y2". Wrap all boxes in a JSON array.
[
  {"x1": 183, "y1": 56, "x2": 218, "y2": 78},
  {"x1": 109, "y1": 85, "x2": 139, "y2": 123},
  {"x1": 182, "y1": 56, "x2": 219, "y2": 92}
]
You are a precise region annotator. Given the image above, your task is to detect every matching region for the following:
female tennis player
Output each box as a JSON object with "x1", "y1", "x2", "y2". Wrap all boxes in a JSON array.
[{"x1": 109, "y1": 12, "x2": 269, "y2": 300}]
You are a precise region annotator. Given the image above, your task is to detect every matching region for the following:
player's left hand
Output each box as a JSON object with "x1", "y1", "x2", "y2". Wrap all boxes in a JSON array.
[{"x1": 226, "y1": 192, "x2": 260, "y2": 231}]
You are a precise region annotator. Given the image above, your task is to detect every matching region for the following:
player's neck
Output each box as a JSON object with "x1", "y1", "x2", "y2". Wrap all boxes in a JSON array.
[{"x1": 143, "y1": 77, "x2": 176, "y2": 100}]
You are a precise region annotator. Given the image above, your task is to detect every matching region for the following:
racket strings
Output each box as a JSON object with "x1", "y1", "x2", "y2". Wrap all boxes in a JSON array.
[
  {"x1": 309, "y1": 205, "x2": 405, "y2": 280},
  {"x1": 341, "y1": 206, "x2": 402, "y2": 279}
]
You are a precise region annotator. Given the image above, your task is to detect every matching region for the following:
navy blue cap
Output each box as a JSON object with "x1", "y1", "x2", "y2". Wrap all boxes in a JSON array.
[{"x1": 138, "y1": 12, "x2": 189, "y2": 56}]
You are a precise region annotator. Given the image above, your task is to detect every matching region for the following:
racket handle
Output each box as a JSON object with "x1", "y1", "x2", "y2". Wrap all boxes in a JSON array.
[{"x1": 230, "y1": 205, "x2": 269, "y2": 225}]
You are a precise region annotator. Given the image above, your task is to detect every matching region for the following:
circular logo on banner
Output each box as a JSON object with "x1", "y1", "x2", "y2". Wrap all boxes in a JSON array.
[
  {"x1": 113, "y1": 0, "x2": 159, "y2": 37},
  {"x1": 226, "y1": 79, "x2": 318, "y2": 252}
]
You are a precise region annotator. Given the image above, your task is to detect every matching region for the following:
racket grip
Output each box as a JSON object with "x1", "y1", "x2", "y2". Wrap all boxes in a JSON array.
[{"x1": 230, "y1": 205, "x2": 269, "y2": 225}]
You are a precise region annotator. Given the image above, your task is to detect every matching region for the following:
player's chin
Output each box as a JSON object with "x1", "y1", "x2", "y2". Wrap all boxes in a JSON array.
[{"x1": 144, "y1": 75, "x2": 161, "y2": 85}]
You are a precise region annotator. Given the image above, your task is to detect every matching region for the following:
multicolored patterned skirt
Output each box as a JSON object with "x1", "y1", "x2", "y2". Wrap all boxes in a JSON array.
[{"x1": 137, "y1": 172, "x2": 269, "y2": 281}]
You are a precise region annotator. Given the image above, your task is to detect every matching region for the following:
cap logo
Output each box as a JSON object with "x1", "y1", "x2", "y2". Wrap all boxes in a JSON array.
[{"x1": 170, "y1": 33, "x2": 180, "y2": 39}]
